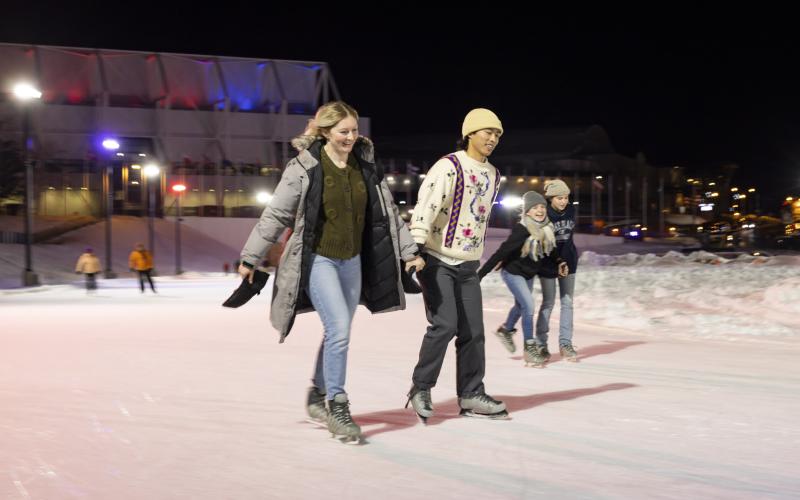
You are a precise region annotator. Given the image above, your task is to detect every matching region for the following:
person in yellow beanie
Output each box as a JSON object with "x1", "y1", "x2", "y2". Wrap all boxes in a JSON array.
[
  {"x1": 129, "y1": 243, "x2": 156, "y2": 293},
  {"x1": 406, "y1": 107, "x2": 508, "y2": 421}
]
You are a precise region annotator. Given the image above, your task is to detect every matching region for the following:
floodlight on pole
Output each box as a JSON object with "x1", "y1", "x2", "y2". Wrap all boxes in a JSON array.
[
  {"x1": 143, "y1": 164, "x2": 161, "y2": 261},
  {"x1": 499, "y1": 196, "x2": 523, "y2": 208},
  {"x1": 172, "y1": 184, "x2": 186, "y2": 275},
  {"x1": 143, "y1": 164, "x2": 160, "y2": 178},
  {"x1": 13, "y1": 82, "x2": 42, "y2": 100},
  {"x1": 13, "y1": 81, "x2": 42, "y2": 287},
  {"x1": 100, "y1": 136, "x2": 120, "y2": 278}
]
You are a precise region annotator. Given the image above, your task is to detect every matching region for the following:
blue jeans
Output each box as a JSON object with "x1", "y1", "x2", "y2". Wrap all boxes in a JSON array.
[
  {"x1": 308, "y1": 254, "x2": 361, "y2": 400},
  {"x1": 536, "y1": 274, "x2": 575, "y2": 346},
  {"x1": 500, "y1": 269, "x2": 535, "y2": 342}
]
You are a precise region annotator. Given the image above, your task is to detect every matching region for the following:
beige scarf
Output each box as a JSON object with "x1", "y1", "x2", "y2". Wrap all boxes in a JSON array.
[{"x1": 520, "y1": 215, "x2": 556, "y2": 261}]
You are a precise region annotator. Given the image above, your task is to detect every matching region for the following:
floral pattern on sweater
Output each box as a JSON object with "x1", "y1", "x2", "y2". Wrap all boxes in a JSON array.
[{"x1": 410, "y1": 150, "x2": 499, "y2": 262}]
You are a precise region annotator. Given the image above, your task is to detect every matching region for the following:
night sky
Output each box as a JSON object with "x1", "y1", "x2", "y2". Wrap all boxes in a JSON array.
[{"x1": 3, "y1": 7, "x2": 799, "y2": 208}]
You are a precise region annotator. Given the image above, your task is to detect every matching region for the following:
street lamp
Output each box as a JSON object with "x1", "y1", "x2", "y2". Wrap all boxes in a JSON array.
[
  {"x1": 256, "y1": 191, "x2": 273, "y2": 204},
  {"x1": 499, "y1": 196, "x2": 523, "y2": 208},
  {"x1": 172, "y1": 184, "x2": 186, "y2": 275},
  {"x1": 101, "y1": 137, "x2": 119, "y2": 278},
  {"x1": 13, "y1": 82, "x2": 42, "y2": 287},
  {"x1": 499, "y1": 195, "x2": 523, "y2": 228},
  {"x1": 143, "y1": 164, "x2": 160, "y2": 264}
]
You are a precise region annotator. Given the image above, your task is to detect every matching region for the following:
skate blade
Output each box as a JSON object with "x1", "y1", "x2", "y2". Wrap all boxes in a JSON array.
[
  {"x1": 330, "y1": 433, "x2": 366, "y2": 445},
  {"x1": 524, "y1": 361, "x2": 545, "y2": 368},
  {"x1": 304, "y1": 418, "x2": 328, "y2": 428},
  {"x1": 459, "y1": 409, "x2": 511, "y2": 420},
  {"x1": 416, "y1": 414, "x2": 430, "y2": 425}
]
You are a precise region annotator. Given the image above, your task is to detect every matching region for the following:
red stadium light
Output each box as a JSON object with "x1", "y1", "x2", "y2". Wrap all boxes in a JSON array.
[{"x1": 172, "y1": 184, "x2": 186, "y2": 192}]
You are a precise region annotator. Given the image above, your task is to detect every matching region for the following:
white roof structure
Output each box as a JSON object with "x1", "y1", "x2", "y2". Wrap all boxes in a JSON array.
[{"x1": 0, "y1": 43, "x2": 362, "y2": 166}]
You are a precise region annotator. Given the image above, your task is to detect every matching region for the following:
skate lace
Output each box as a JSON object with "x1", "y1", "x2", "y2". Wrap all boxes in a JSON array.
[
  {"x1": 331, "y1": 401, "x2": 354, "y2": 425},
  {"x1": 474, "y1": 393, "x2": 500, "y2": 405},
  {"x1": 308, "y1": 389, "x2": 325, "y2": 406}
]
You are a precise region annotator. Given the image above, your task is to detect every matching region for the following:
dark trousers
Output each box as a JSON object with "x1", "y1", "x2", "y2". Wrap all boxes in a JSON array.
[
  {"x1": 138, "y1": 270, "x2": 156, "y2": 292},
  {"x1": 85, "y1": 273, "x2": 97, "y2": 291},
  {"x1": 412, "y1": 256, "x2": 486, "y2": 397}
]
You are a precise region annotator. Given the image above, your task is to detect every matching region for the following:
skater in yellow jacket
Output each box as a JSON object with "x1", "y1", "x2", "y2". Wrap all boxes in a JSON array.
[{"x1": 129, "y1": 243, "x2": 156, "y2": 293}]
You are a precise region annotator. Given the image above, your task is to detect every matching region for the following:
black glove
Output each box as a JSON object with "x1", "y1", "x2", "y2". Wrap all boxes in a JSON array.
[{"x1": 222, "y1": 269, "x2": 270, "y2": 308}]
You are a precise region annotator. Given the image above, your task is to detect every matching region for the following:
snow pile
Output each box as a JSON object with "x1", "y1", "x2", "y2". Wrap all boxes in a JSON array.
[{"x1": 482, "y1": 250, "x2": 800, "y2": 341}]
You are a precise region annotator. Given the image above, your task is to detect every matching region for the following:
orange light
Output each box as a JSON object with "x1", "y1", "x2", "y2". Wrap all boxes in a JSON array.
[{"x1": 172, "y1": 184, "x2": 186, "y2": 192}]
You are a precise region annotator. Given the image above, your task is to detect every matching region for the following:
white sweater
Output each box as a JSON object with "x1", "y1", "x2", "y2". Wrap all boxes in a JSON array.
[{"x1": 410, "y1": 150, "x2": 500, "y2": 264}]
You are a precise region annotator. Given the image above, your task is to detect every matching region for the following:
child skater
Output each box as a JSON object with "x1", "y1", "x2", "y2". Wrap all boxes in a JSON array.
[
  {"x1": 478, "y1": 191, "x2": 568, "y2": 367},
  {"x1": 537, "y1": 179, "x2": 579, "y2": 363}
]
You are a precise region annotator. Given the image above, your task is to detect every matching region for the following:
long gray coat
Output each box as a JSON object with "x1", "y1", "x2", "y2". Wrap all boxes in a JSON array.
[{"x1": 240, "y1": 137, "x2": 417, "y2": 342}]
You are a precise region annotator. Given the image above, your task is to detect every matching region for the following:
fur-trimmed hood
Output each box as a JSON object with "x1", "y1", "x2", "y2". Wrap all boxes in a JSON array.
[
  {"x1": 238, "y1": 132, "x2": 415, "y2": 341},
  {"x1": 291, "y1": 135, "x2": 375, "y2": 163}
]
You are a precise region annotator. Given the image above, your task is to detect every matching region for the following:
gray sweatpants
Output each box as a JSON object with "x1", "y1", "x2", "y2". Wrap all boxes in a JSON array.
[{"x1": 411, "y1": 255, "x2": 486, "y2": 397}]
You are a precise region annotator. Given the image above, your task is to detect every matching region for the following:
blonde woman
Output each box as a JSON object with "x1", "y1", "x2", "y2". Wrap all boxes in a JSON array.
[{"x1": 238, "y1": 101, "x2": 423, "y2": 443}]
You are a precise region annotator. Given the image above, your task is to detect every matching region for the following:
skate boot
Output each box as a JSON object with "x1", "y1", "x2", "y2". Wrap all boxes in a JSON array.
[
  {"x1": 327, "y1": 393, "x2": 362, "y2": 444},
  {"x1": 523, "y1": 340, "x2": 546, "y2": 368},
  {"x1": 306, "y1": 386, "x2": 327, "y2": 426},
  {"x1": 494, "y1": 325, "x2": 517, "y2": 354},
  {"x1": 560, "y1": 343, "x2": 578, "y2": 362},
  {"x1": 405, "y1": 385, "x2": 433, "y2": 423},
  {"x1": 459, "y1": 392, "x2": 509, "y2": 419}
]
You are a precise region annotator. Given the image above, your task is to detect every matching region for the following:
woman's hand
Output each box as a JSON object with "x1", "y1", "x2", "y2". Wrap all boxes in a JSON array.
[
  {"x1": 238, "y1": 264, "x2": 255, "y2": 284},
  {"x1": 558, "y1": 262, "x2": 569, "y2": 277},
  {"x1": 405, "y1": 256, "x2": 425, "y2": 273}
]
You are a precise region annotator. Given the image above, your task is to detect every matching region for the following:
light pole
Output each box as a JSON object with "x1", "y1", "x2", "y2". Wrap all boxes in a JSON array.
[
  {"x1": 102, "y1": 138, "x2": 120, "y2": 278},
  {"x1": 143, "y1": 163, "x2": 160, "y2": 269},
  {"x1": 13, "y1": 82, "x2": 42, "y2": 287},
  {"x1": 172, "y1": 184, "x2": 186, "y2": 275}
]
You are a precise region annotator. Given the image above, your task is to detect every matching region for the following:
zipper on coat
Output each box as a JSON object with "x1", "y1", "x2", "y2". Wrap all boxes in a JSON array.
[{"x1": 375, "y1": 184, "x2": 388, "y2": 217}]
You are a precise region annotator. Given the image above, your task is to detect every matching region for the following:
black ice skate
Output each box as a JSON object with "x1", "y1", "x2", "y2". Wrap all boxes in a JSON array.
[
  {"x1": 523, "y1": 340, "x2": 547, "y2": 368},
  {"x1": 327, "y1": 393, "x2": 363, "y2": 444},
  {"x1": 405, "y1": 385, "x2": 433, "y2": 423},
  {"x1": 560, "y1": 343, "x2": 579, "y2": 362},
  {"x1": 305, "y1": 386, "x2": 327, "y2": 427},
  {"x1": 458, "y1": 392, "x2": 510, "y2": 420},
  {"x1": 494, "y1": 325, "x2": 517, "y2": 354}
]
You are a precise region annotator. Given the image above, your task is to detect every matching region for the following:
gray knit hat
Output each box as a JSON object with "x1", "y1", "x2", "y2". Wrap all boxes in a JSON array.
[
  {"x1": 543, "y1": 179, "x2": 570, "y2": 197},
  {"x1": 522, "y1": 191, "x2": 546, "y2": 214}
]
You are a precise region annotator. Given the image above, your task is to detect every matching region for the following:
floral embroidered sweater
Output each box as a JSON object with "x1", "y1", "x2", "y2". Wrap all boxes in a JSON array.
[{"x1": 410, "y1": 150, "x2": 500, "y2": 264}]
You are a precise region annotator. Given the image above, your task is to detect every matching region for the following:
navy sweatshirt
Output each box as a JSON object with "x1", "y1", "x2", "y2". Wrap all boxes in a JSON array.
[{"x1": 539, "y1": 204, "x2": 577, "y2": 278}]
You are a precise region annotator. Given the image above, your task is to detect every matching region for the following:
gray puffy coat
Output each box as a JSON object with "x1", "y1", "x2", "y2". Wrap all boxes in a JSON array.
[{"x1": 240, "y1": 137, "x2": 417, "y2": 342}]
